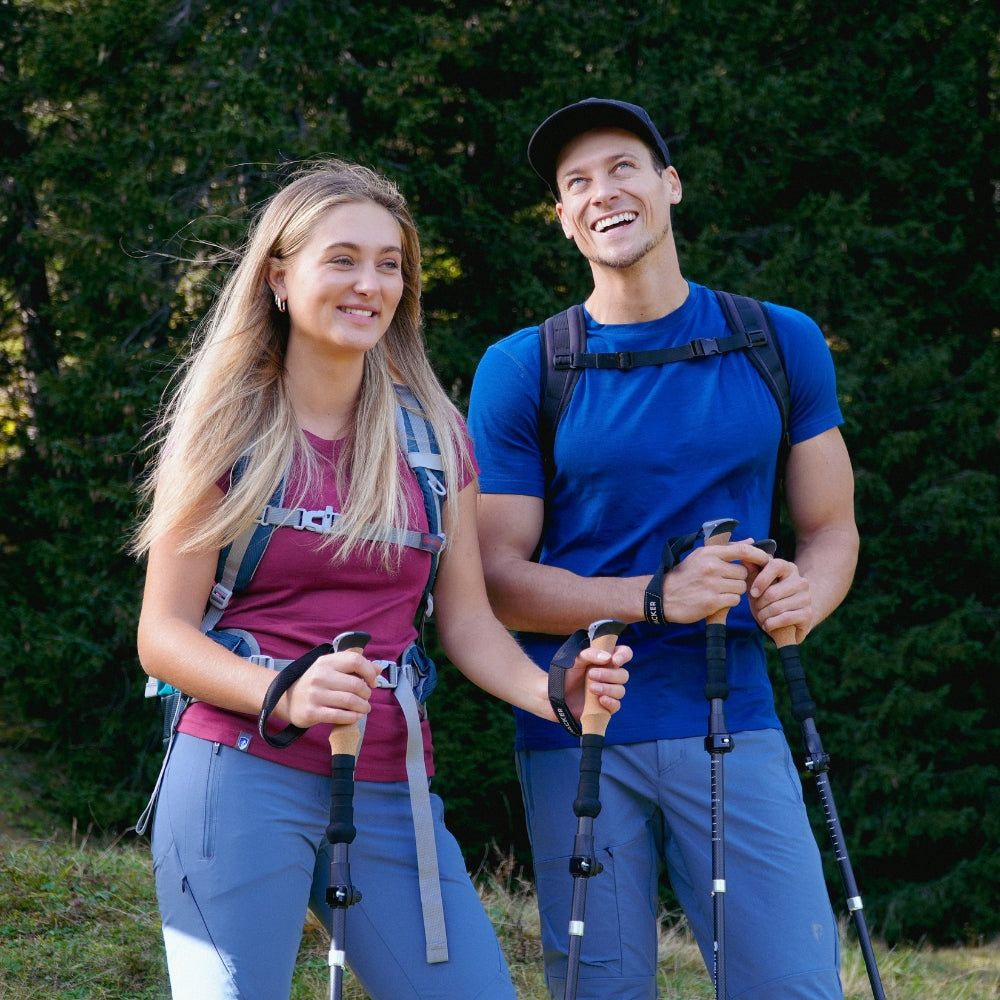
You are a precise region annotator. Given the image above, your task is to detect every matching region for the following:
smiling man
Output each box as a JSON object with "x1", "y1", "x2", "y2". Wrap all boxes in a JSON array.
[{"x1": 467, "y1": 98, "x2": 858, "y2": 999}]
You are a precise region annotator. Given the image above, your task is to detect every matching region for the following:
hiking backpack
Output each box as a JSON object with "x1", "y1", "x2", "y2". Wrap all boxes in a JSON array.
[
  {"x1": 537, "y1": 290, "x2": 792, "y2": 542},
  {"x1": 144, "y1": 382, "x2": 447, "y2": 709}
]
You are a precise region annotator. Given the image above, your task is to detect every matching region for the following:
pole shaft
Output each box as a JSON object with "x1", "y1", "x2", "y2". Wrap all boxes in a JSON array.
[{"x1": 775, "y1": 643, "x2": 887, "y2": 1000}]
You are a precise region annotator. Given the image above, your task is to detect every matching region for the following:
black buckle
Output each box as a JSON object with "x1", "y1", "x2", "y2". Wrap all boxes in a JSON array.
[{"x1": 690, "y1": 338, "x2": 721, "y2": 357}]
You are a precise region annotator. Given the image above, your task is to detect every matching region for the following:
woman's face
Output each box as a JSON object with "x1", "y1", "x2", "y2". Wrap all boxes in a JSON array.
[{"x1": 270, "y1": 200, "x2": 405, "y2": 363}]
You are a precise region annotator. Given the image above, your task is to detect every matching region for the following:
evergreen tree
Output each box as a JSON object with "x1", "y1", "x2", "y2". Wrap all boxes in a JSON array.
[{"x1": 1, "y1": 0, "x2": 996, "y2": 942}]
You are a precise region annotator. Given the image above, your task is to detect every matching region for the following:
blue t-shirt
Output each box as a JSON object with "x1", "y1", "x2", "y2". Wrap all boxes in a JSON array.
[{"x1": 467, "y1": 282, "x2": 844, "y2": 750}]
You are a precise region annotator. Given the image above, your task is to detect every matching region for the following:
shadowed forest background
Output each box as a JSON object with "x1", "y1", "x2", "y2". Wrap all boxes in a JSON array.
[{"x1": 1, "y1": 0, "x2": 998, "y2": 947}]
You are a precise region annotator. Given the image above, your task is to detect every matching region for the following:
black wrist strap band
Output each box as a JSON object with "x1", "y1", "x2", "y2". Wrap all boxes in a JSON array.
[
  {"x1": 547, "y1": 629, "x2": 589, "y2": 737},
  {"x1": 644, "y1": 530, "x2": 701, "y2": 625},
  {"x1": 258, "y1": 640, "x2": 333, "y2": 748}
]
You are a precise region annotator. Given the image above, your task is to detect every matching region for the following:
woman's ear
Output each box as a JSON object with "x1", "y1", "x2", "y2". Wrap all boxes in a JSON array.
[{"x1": 266, "y1": 259, "x2": 286, "y2": 298}]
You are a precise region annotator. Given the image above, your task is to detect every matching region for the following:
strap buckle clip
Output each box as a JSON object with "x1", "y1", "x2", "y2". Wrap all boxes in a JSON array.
[
  {"x1": 376, "y1": 660, "x2": 399, "y2": 689},
  {"x1": 690, "y1": 337, "x2": 721, "y2": 357},
  {"x1": 295, "y1": 506, "x2": 335, "y2": 532}
]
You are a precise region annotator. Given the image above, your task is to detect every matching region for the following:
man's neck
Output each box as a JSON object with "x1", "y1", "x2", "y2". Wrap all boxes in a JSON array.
[{"x1": 585, "y1": 266, "x2": 689, "y2": 325}]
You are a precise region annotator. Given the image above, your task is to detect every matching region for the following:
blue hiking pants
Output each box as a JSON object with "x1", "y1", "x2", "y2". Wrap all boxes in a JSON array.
[
  {"x1": 151, "y1": 733, "x2": 516, "y2": 1000},
  {"x1": 517, "y1": 729, "x2": 843, "y2": 1000}
]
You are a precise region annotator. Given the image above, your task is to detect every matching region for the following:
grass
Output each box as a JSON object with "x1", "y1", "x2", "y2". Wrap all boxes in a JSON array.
[
  {"x1": 0, "y1": 744, "x2": 997, "y2": 1000},
  {"x1": 1, "y1": 832, "x2": 999, "y2": 999}
]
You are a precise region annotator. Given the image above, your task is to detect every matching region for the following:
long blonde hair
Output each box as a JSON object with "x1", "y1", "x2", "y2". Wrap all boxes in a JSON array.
[{"x1": 131, "y1": 158, "x2": 470, "y2": 567}]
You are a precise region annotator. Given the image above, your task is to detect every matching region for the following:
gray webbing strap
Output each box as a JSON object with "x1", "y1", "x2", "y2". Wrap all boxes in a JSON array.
[
  {"x1": 394, "y1": 387, "x2": 446, "y2": 476},
  {"x1": 257, "y1": 504, "x2": 442, "y2": 554},
  {"x1": 394, "y1": 658, "x2": 449, "y2": 963},
  {"x1": 202, "y1": 523, "x2": 258, "y2": 632}
]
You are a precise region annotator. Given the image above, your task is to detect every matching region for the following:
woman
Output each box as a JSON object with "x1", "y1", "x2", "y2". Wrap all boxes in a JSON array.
[{"x1": 131, "y1": 158, "x2": 630, "y2": 1000}]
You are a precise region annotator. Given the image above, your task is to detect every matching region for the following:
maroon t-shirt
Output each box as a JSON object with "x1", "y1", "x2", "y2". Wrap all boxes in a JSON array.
[{"x1": 178, "y1": 427, "x2": 475, "y2": 781}]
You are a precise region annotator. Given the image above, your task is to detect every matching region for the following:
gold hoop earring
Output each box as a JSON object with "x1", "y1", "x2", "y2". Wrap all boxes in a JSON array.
[{"x1": 274, "y1": 293, "x2": 287, "y2": 313}]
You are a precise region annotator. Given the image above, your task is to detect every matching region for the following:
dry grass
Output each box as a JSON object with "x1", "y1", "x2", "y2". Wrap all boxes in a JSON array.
[{"x1": 0, "y1": 775, "x2": 997, "y2": 1000}]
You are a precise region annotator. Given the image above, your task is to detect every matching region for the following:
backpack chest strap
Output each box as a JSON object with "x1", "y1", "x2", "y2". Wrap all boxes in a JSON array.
[
  {"x1": 555, "y1": 327, "x2": 768, "y2": 371},
  {"x1": 258, "y1": 503, "x2": 445, "y2": 554}
]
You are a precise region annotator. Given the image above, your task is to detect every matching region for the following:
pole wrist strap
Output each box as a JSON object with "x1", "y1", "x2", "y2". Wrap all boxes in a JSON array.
[
  {"x1": 644, "y1": 530, "x2": 702, "y2": 625},
  {"x1": 547, "y1": 629, "x2": 589, "y2": 737}
]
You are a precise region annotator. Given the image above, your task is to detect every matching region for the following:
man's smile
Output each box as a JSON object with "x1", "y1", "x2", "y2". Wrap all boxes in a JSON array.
[{"x1": 593, "y1": 211, "x2": 637, "y2": 233}]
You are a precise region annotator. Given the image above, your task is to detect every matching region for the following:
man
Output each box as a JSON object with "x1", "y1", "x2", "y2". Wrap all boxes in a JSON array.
[{"x1": 467, "y1": 97, "x2": 858, "y2": 1000}]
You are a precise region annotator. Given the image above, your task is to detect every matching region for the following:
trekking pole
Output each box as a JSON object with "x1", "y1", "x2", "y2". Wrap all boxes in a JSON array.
[
  {"x1": 702, "y1": 516, "x2": 740, "y2": 1000},
  {"x1": 325, "y1": 630, "x2": 372, "y2": 1000},
  {"x1": 562, "y1": 618, "x2": 627, "y2": 1000},
  {"x1": 752, "y1": 541, "x2": 887, "y2": 1000}
]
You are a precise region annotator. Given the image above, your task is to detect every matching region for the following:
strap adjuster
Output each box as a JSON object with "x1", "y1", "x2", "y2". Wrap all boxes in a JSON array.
[
  {"x1": 420, "y1": 532, "x2": 445, "y2": 554},
  {"x1": 209, "y1": 582, "x2": 233, "y2": 611},
  {"x1": 249, "y1": 654, "x2": 293, "y2": 672}
]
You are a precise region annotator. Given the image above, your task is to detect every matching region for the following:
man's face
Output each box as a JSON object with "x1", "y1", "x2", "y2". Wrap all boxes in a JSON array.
[{"x1": 554, "y1": 127, "x2": 681, "y2": 271}]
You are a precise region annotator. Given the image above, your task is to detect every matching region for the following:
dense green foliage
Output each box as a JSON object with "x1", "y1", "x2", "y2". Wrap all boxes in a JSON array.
[{"x1": 1, "y1": 0, "x2": 997, "y2": 946}]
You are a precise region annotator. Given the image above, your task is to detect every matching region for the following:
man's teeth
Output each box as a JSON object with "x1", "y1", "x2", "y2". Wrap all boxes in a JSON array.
[
  {"x1": 595, "y1": 212, "x2": 637, "y2": 233},
  {"x1": 343, "y1": 307, "x2": 375, "y2": 317}
]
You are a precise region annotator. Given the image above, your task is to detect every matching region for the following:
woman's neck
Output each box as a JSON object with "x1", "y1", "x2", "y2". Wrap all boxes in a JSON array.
[{"x1": 283, "y1": 351, "x2": 363, "y2": 441}]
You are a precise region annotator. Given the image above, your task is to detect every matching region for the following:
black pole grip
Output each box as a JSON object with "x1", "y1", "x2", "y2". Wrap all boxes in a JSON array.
[
  {"x1": 704, "y1": 623, "x2": 729, "y2": 701},
  {"x1": 777, "y1": 644, "x2": 817, "y2": 723},
  {"x1": 326, "y1": 753, "x2": 358, "y2": 846},
  {"x1": 573, "y1": 734, "x2": 606, "y2": 819}
]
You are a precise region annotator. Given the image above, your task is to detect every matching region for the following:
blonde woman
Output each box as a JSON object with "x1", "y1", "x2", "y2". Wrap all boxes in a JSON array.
[{"x1": 132, "y1": 158, "x2": 630, "y2": 1000}]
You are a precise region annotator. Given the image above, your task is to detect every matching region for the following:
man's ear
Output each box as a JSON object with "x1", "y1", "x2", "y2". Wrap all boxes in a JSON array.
[
  {"x1": 665, "y1": 166, "x2": 683, "y2": 206},
  {"x1": 555, "y1": 202, "x2": 576, "y2": 241}
]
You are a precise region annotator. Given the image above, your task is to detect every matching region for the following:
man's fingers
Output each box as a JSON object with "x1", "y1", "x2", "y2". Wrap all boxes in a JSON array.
[{"x1": 728, "y1": 539, "x2": 771, "y2": 565}]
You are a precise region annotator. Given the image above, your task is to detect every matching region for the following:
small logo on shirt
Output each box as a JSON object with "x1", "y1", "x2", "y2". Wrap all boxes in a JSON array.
[{"x1": 236, "y1": 732, "x2": 252, "y2": 752}]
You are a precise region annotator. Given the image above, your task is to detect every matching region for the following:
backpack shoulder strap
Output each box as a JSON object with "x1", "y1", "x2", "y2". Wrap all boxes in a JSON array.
[
  {"x1": 713, "y1": 290, "x2": 790, "y2": 445},
  {"x1": 201, "y1": 458, "x2": 286, "y2": 633},
  {"x1": 393, "y1": 383, "x2": 447, "y2": 634},
  {"x1": 538, "y1": 304, "x2": 587, "y2": 479},
  {"x1": 713, "y1": 289, "x2": 791, "y2": 546}
]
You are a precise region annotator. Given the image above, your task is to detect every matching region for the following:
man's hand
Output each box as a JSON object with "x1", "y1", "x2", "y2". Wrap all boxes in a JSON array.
[
  {"x1": 746, "y1": 555, "x2": 813, "y2": 645},
  {"x1": 655, "y1": 539, "x2": 771, "y2": 623}
]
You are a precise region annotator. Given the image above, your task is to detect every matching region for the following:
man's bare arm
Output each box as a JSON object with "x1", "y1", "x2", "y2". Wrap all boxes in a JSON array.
[
  {"x1": 476, "y1": 491, "x2": 771, "y2": 634},
  {"x1": 749, "y1": 427, "x2": 859, "y2": 642}
]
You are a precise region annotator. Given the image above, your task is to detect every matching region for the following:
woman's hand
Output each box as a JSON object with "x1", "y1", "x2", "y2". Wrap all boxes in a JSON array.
[
  {"x1": 284, "y1": 650, "x2": 380, "y2": 729},
  {"x1": 561, "y1": 641, "x2": 632, "y2": 721}
]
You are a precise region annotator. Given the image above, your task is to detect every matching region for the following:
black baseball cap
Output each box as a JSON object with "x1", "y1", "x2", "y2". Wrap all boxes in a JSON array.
[{"x1": 527, "y1": 98, "x2": 672, "y2": 199}]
